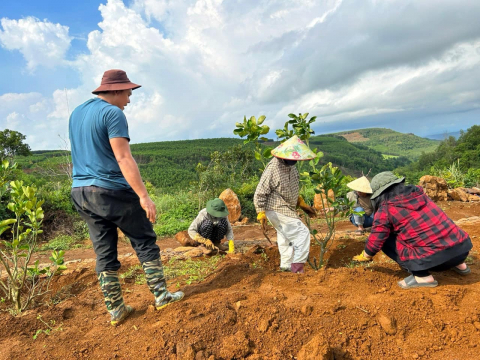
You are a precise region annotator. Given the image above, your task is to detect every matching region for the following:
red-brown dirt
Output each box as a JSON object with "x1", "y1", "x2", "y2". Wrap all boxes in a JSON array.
[
  {"x1": 1, "y1": 202, "x2": 480, "y2": 359},
  {"x1": 339, "y1": 132, "x2": 369, "y2": 143}
]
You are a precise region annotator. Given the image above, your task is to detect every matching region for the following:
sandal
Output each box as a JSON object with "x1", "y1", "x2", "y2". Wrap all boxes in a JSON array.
[
  {"x1": 452, "y1": 265, "x2": 471, "y2": 275},
  {"x1": 397, "y1": 275, "x2": 438, "y2": 289}
]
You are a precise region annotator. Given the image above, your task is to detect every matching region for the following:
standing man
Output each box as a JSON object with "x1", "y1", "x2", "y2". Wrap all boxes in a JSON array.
[
  {"x1": 69, "y1": 69, "x2": 184, "y2": 326},
  {"x1": 254, "y1": 135, "x2": 317, "y2": 273}
]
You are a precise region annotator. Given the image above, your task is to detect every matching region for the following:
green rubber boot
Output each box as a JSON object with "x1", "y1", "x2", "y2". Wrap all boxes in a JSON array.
[
  {"x1": 98, "y1": 270, "x2": 134, "y2": 326},
  {"x1": 142, "y1": 259, "x2": 185, "y2": 310}
]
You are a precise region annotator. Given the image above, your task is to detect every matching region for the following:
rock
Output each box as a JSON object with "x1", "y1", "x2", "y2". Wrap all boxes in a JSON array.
[
  {"x1": 174, "y1": 247, "x2": 198, "y2": 253},
  {"x1": 314, "y1": 189, "x2": 335, "y2": 212},
  {"x1": 233, "y1": 217, "x2": 249, "y2": 226},
  {"x1": 418, "y1": 176, "x2": 448, "y2": 201},
  {"x1": 296, "y1": 333, "x2": 333, "y2": 360},
  {"x1": 183, "y1": 248, "x2": 204, "y2": 258},
  {"x1": 176, "y1": 342, "x2": 195, "y2": 360},
  {"x1": 301, "y1": 305, "x2": 314, "y2": 316},
  {"x1": 448, "y1": 188, "x2": 469, "y2": 202},
  {"x1": 219, "y1": 331, "x2": 251, "y2": 359},
  {"x1": 219, "y1": 188, "x2": 241, "y2": 223},
  {"x1": 377, "y1": 314, "x2": 397, "y2": 335},
  {"x1": 195, "y1": 351, "x2": 206, "y2": 360},
  {"x1": 257, "y1": 318, "x2": 271, "y2": 333},
  {"x1": 455, "y1": 216, "x2": 480, "y2": 226},
  {"x1": 469, "y1": 194, "x2": 480, "y2": 202},
  {"x1": 175, "y1": 231, "x2": 198, "y2": 247},
  {"x1": 474, "y1": 322, "x2": 480, "y2": 330}
]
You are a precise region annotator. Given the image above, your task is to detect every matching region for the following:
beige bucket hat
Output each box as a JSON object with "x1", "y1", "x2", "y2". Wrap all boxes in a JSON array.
[{"x1": 347, "y1": 176, "x2": 373, "y2": 194}]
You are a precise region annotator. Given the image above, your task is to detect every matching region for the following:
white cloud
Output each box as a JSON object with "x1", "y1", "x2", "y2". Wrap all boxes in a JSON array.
[
  {"x1": 0, "y1": 17, "x2": 72, "y2": 70},
  {"x1": 2, "y1": 0, "x2": 480, "y2": 150}
]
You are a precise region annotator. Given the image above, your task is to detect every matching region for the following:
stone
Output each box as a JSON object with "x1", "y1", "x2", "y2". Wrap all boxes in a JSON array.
[
  {"x1": 448, "y1": 188, "x2": 469, "y2": 202},
  {"x1": 175, "y1": 231, "x2": 198, "y2": 247},
  {"x1": 468, "y1": 194, "x2": 480, "y2": 202},
  {"x1": 174, "y1": 246, "x2": 198, "y2": 253},
  {"x1": 183, "y1": 248, "x2": 204, "y2": 258},
  {"x1": 455, "y1": 216, "x2": 480, "y2": 226},
  {"x1": 314, "y1": 189, "x2": 335, "y2": 212},
  {"x1": 418, "y1": 176, "x2": 448, "y2": 201},
  {"x1": 219, "y1": 331, "x2": 251, "y2": 359},
  {"x1": 474, "y1": 322, "x2": 480, "y2": 331},
  {"x1": 296, "y1": 333, "x2": 333, "y2": 360},
  {"x1": 176, "y1": 342, "x2": 195, "y2": 360},
  {"x1": 377, "y1": 314, "x2": 397, "y2": 335},
  {"x1": 219, "y1": 188, "x2": 241, "y2": 223}
]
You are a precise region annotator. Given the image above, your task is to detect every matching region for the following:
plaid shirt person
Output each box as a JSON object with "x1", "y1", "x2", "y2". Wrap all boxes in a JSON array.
[
  {"x1": 365, "y1": 186, "x2": 471, "y2": 262},
  {"x1": 254, "y1": 157, "x2": 299, "y2": 219}
]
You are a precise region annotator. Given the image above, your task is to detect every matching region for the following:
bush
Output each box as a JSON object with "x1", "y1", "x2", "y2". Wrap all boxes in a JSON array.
[
  {"x1": 153, "y1": 191, "x2": 199, "y2": 236},
  {"x1": 233, "y1": 178, "x2": 259, "y2": 221}
]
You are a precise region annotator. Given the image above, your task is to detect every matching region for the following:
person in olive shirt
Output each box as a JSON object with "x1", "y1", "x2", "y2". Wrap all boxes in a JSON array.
[
  {"x1": 188, "y1": 198, "x2": 234, "y2": 253},
  {"x1": 346, "y1": 176, "x2": 374, "y2": 234}
]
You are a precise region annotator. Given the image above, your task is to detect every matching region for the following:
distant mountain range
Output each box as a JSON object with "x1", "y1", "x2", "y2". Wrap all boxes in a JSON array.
[
  {"x1": 332, "y1": 128, "x2": 439, "y2": 159},
  {"x1": 424, "y1": 131, "x2": 461, "y2": 140}
]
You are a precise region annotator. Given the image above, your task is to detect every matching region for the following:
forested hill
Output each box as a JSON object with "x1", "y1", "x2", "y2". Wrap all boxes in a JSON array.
[
  {"x1": 130, "y1": 138, "x2": 244, "y2": 190},
  {"x1": 333, "y1": 128, "x2": 439, "y2": 159},
  {"x1": 309, "y1": 135, "x2": 410, "y2": 177}
]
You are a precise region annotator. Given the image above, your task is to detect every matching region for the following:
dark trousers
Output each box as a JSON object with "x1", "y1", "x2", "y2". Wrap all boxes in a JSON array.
[
  {"x1": 198, "y1": 218, "x2": 228, "y2": 244},
  {"x1": 381, "y1": 234, "x2": 468, "y2": 277},
  {"x1": 71, "y1": 186, "x2": 160, "y2": 273}
]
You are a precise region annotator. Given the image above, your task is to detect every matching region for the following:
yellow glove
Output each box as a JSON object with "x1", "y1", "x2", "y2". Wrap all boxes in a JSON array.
[
  {"x1": 297, "y1": 196, "x2": 316, "y2": 218},
  {"x1": 257, "y1": 211, "x2": 267, "y2": 227},
  {"x1": 352, "y1": 250, "x2": 373, "y2": 262},
  {"x1": 228, "y1": 240, "x2": 235, "y2": 253},
  {"x1": 194, "y1": 234, "x2": 215, "y2": 250}
]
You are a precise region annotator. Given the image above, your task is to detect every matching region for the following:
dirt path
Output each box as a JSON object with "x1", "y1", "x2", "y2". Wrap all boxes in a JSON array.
[{"x1": 1, "y1": 202, "x2": 480, "y2": 359}]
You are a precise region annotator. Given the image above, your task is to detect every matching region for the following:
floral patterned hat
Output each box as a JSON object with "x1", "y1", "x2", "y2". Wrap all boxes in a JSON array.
[{"x1": 271, "y1": 135, "x2": 317, "y2": 161}]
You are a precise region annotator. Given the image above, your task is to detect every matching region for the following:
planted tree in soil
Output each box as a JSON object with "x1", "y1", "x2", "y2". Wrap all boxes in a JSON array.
[
  {"x1": 305, "y1": 163, "x2": 357, "y2": 270},
  {"x1": 233, "y1": 115, "x2": 273, "y2": 170},
  {"x1": 0, "y1": 160, "x2": 66, "y2": 313}
]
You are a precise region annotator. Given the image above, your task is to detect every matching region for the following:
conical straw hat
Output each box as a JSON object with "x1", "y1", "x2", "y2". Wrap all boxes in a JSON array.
[
  {"x1": 347, "y1": 176, "x2": 373, "y2": 194},
  {"x1": 271, "y1": 135, "x2": 317, "y2": 161}
]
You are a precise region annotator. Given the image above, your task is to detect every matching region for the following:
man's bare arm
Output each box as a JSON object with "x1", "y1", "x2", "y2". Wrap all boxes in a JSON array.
[{"x1": 109, "y1": 137, "x2": 156, "y2": 222}]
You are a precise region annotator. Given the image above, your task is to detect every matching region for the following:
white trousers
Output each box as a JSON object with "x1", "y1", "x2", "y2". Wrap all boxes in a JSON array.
[{"x1": 265, "y1": 210, "x2": 310, "y2": 268}]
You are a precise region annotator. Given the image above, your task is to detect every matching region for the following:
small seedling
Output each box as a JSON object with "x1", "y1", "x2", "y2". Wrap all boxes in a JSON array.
[{"x1": 33, "y1": 315, "x2": 63, "y2": 340}]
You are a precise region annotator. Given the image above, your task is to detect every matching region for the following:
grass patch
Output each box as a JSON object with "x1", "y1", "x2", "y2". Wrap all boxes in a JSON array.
[
  {"x1": 382, "y1": 154, "x2": 399, "y2": 159},
  {"x1": 119, "y1": 256, "x2": 224, "y2": 287},
  {"x1": 40, "y1": 235, "x2": 76, "y2": 251},
  {"x1": 164, "y1": 256, "x2": 224, "y2": 285}
]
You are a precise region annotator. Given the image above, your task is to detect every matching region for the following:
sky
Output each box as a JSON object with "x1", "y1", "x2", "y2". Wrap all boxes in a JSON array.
[{"x1": 1, "y1": 0, "x2": 480, "y2": 150}]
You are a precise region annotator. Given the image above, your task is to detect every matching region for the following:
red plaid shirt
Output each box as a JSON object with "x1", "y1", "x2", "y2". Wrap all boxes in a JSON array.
[{"x1": 365, "y1": 186, "x2": 469, "y2": 261}]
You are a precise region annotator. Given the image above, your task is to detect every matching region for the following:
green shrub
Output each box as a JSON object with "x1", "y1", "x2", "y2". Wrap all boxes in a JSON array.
[{"x1": 153, "y1": 191, "x2": 199, "y2": 236}]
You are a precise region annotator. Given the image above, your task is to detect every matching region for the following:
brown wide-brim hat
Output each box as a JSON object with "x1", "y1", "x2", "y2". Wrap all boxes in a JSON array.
[{"x1": 92, "y1": 69, "x2": 141, "y2": 94}]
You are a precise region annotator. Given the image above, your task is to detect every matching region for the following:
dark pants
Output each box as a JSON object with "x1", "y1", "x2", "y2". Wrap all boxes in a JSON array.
[
  {"x1": 198, "y1": 218, "x2": 228, "y2": 245},
  {"x1": 381, "y1": 234, "x2": 468, "y2": 277},
  {"x1": 71, "y1": 186, "x2": 160, "y2": 273}
]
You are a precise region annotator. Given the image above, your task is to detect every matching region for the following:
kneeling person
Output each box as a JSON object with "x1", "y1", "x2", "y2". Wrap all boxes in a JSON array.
[
  {"x1": 188, "y1": 198, "x2": 234, "y2": 252},
  {"x1": 346, "y1": 176, "x2": 374, "y2": 234}
]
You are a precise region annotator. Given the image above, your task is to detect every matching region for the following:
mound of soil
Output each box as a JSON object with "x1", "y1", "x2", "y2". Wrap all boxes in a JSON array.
[{"x1": 1, "y1": 202, "x2": 480, "y2": 359}]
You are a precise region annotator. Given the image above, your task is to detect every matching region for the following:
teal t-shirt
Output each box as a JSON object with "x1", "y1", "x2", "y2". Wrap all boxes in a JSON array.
[{"x1": 69, "y1": 98, "x2": 131, "y2": 190}]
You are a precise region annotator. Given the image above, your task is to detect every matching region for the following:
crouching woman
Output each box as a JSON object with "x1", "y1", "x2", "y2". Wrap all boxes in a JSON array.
[{"x1": 353, "y1": 171, "x2": 472, "y2": 289}]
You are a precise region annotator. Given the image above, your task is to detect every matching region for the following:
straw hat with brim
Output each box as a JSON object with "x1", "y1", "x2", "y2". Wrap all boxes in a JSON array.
[
  {"x1": 206, "y1": 198, "x2": 229, "y2": 218},
  {"x1": 92, "y1": 69, "x2": 141, "y2": 94},
  {"x1": 370, "y1": 171, "x2": 405, "y2": 200},
  {"x1": 271, "y1": 135, "x2": 317, "y2": 161},
  {"x1": 347, "y1": 176, "x2": 372, "y2": 194}
]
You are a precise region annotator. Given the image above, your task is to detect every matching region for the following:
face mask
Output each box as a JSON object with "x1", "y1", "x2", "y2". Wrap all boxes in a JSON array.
[{"x1": 283, "y1": 159, "x2": 297, "y2": 166}]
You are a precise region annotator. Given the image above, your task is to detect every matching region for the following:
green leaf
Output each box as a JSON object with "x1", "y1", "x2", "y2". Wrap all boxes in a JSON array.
[
  {"x1": 257, "y1": 115, "x2": 266, "y2": 124},
  {"x1": 263, "y1": 147, "x2": 273, "y2": 158},
  {"x1": 254, "y1": 151, "x2": 261, "y2": 161},
  {"x1": 288, "y1": 114, "x2": 296, "y2": 119},
  {"x1": 0, "y1": 219, "x2": 17, "y2": 227}
]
